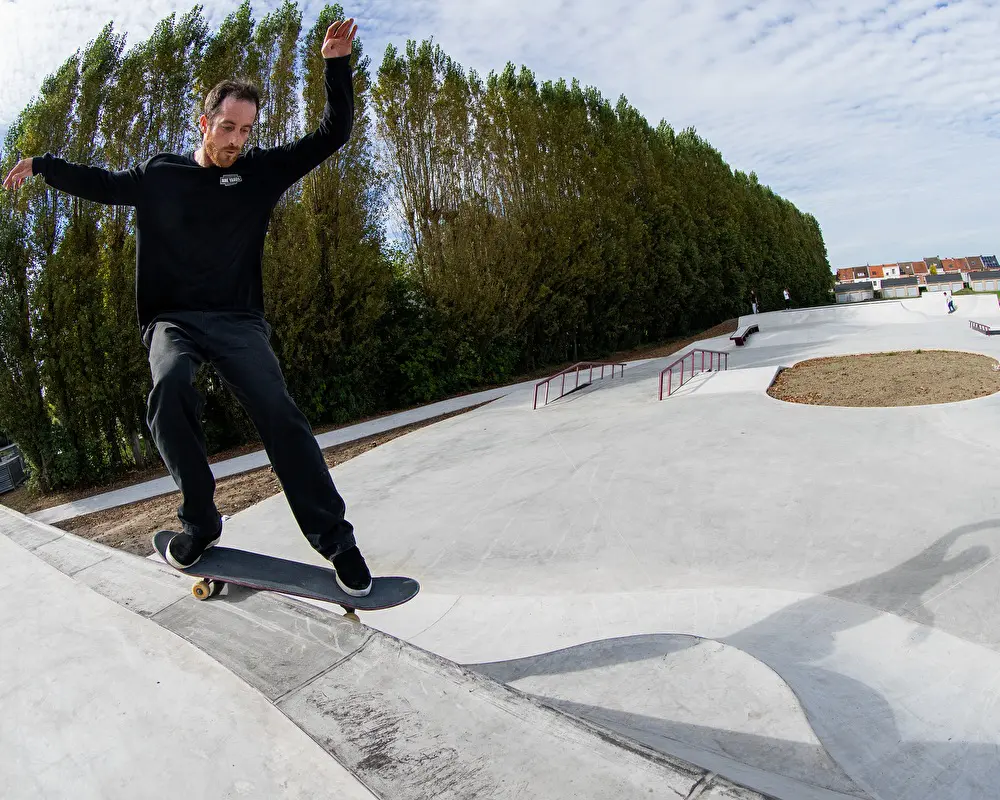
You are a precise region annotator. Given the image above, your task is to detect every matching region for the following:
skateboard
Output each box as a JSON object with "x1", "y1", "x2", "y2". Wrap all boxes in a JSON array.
[{"x1": 153, "y1": 530, "x2": 419, "y2": 622}]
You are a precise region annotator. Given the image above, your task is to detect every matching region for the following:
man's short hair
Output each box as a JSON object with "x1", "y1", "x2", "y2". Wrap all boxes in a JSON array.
[{"x1": 203, "y1": 79, "x2": 261, "y2": 124}]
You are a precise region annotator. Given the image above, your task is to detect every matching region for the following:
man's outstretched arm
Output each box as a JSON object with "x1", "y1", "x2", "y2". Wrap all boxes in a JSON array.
[
  {"x1": 258, "y1": 19, "x2": 357, "y2": 193},
  {"x1": 3, "y1": 154, "x2": 143, "y2": 207}
]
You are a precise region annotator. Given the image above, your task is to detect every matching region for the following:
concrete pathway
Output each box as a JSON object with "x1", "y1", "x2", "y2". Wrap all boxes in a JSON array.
[
  {"x1": 29, "y1": 381, "x2": 537, "y2": 524},
  {"x1": 29, "y1": 358, "x2": 673, "y2": 526}
]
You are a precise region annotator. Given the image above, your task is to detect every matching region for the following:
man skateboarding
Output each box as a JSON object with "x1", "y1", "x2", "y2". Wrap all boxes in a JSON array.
[{"x1": 2, "y1": 19, "x2": 372, "y2": 597}]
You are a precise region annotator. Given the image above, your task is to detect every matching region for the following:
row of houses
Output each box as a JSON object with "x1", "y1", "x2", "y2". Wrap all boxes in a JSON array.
[
  {"x1": 833, "y1": 255, "x2": 1000, "y2": 303},
  {"x1": 837, "y1": 256, "x2": 1000, "y2": 286}
]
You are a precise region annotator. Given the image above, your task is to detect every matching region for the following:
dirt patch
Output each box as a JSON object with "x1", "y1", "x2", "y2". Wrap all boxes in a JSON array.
[
  {"x1": 54, "y1": 402, "x2": 491, "y2": 558},
  {"x1": 768, "y1": 350, "x2": 1000, "y2": 407}
]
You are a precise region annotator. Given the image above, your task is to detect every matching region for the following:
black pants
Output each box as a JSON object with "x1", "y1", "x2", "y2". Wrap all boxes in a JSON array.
[{"x1": 142, "y1": 311, "x2": 355, "y2": 558}]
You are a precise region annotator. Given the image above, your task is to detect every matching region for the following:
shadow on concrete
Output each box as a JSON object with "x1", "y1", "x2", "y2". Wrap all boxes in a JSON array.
[
  {"x1": 467, "y1": 521, "x2": 1000, "y2": 800},
  {"x1": 723, "y1": 520, "x2": 1000, "y2": 799}
]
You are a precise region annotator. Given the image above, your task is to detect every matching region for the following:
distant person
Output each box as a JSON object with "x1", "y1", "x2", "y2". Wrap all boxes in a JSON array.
[
  {"x1": 945, "y1": 290, "x2": 956, "y2": 313},
  {"x1": 750, "y1": 289, "x2": 759, "y2": 315},
  {"x1": 783, "y1": 287, "x2": 791, "y2": 310}
]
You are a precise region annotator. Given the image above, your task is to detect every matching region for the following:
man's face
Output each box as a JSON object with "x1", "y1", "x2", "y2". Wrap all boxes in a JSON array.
[{"x1": 199, "y1": 97, "x2": 257, "y2": 168}]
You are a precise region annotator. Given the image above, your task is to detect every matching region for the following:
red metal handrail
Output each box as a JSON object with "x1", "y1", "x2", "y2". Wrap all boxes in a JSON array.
[
  {"x1": 658, "y1": 349, "x2": 728, "y2": 400},
  {"x1": 533, "y1": 361, "x2": 626, "y2": 409}
]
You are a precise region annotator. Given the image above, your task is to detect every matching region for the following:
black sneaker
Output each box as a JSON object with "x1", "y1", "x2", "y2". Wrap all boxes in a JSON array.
[
  {"x1": 331, "y1": 546, "x2": 372, "y2": 597},
  {"x1": 164, "y1": 531, "x2": 220, "y2": 569}
]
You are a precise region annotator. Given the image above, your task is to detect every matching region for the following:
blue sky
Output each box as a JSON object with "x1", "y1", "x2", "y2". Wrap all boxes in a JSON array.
[{"x1": 2, "y1": 0, "x2": 999, "y2": 269}]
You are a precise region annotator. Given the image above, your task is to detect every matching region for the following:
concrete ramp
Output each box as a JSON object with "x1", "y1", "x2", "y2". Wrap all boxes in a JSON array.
[
  {"x1": 740, "y1": 302, "x2": 917, "y2": 331},
  {"x1": 901, "y1": 293, "x2": 1000, "y2": 318},
  {"x1": 0, "y1": 507, "x2": 768, "y2": 800}
]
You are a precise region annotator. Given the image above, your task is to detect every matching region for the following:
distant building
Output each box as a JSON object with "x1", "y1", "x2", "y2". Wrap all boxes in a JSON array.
[
  {"x1": 924, "y1": 272, "x2": 964, "y2": 293},
  {"x1": 880, "y1": 276, "x2": 920, "y2": 298},
  {"x1": 969, "y1": 270, "x2": 1000, "y2": 292},
  {"x1": 837, "y1": 255, "x2": 998, "y2": 285},
  {"x1": 835, "y1": 281, "x2": 874, "y2": 304},
  {"x1": 865, "y1": 264, "x2": 900, "y2": 290}
]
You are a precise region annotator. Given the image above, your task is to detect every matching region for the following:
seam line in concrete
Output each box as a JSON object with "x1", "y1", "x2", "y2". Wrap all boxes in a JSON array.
[
  {"x1": 685, "y1": 772, "x2": 717, "y2": 799},
  {"x1": 150, "y1": 592, "x2": 193, "y2": 622},
  {"x1": 273, "y1": 630, "x2": 378, "y2": 706},
  {"x1": 67, "y1": 553, "x2": 113, "y2": 576}
]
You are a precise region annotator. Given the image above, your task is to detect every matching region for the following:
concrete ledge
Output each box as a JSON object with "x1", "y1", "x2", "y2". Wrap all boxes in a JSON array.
[
  {"x1": 2, "y1": 509, "x2": 64, "y2": 550},
  {"x1": 33, "y1": 534, "x2": 112, "y2": 575},
  {"x1": 0, "y1": 510, "x2": 377, "y2": 800},
  {"x1": 0, "y1": 506, "x2": 771, "y2": 799}
]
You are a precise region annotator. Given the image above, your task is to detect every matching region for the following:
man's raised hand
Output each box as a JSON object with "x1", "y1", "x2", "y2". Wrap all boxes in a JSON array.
[
  {"x1": 2, "y1": 158, "x2": 34, "y2": 191},
  {"x1": 321, "y1": 18, "x2": 357, "y2": 59}
]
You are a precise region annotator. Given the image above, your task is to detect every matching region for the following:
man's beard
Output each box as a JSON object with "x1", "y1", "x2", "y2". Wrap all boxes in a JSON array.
[{"x1": 211, "y1": 142, "x2": 239, "y2": 165}]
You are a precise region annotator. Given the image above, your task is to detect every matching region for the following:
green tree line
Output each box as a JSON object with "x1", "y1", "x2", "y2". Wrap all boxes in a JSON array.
[{"x1": 0, "y1": 1, "x2": 834, "y2": 492}]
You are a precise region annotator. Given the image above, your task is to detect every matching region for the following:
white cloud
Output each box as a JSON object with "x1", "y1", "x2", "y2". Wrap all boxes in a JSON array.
[{"x1": 3, "y1": 0, "x2": 999, "y2": 268}]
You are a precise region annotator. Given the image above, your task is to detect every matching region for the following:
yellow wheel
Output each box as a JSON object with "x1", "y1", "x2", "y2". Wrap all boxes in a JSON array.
[
  {"x1": 192, "y1": 580, "x2": 213, "y2": 600},
  {"x1": 343, "y1": 611, "x2": 360, "y2": 623}
]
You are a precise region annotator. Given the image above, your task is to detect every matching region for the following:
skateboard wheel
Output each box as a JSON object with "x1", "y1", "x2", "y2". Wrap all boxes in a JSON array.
[
  {"x1": 192, "y1": 579, "x2": 213, "y2": 600},
  {"x1": 343, "y1": 608, "x2": 360, "y2": 622},
  {"x1": 211, "y1": 580, "x2": 226, "y2": 597}
]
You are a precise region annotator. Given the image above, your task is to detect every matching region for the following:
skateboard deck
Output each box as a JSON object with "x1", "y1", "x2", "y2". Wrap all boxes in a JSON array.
[{"x1": 153, "y1": 530, "x2": 418, "y2": 620}]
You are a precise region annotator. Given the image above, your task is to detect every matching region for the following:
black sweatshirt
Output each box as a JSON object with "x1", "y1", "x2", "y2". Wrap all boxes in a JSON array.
[{"x1": 32, "y1": 55, "x2": 354, "y2": 334}]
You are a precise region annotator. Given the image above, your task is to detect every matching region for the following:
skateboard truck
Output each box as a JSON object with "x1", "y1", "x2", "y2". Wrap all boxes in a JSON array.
[{"x1": 191, "y1": 576, "x2": 361, "y2": 620}]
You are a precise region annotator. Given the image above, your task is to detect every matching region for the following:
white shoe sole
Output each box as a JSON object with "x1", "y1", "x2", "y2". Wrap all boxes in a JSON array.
[
  {"x1": 335, "y1": 573, "x2": 372, "y2": 598},
  {"x1": 164, "y1": 534, "x2": 220, "y2": 570}
]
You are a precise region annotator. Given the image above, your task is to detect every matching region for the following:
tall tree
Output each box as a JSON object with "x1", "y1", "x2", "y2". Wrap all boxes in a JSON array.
[{"x1": 0, "y1": 9, "x2": 835, "y2": 492}]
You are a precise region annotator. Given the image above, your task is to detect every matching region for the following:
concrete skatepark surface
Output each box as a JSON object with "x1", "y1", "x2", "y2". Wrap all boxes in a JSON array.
[
  {"x1": 1, "y1": 506, "x2": 764, "y2": 800},
  {"x1": 6, "y1": 294, "x2": 1000, "y2": 798}
]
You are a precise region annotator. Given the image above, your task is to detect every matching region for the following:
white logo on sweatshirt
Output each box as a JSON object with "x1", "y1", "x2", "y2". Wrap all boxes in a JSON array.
[{"x1": 220, "y1": 174, "x2": 242, "y2": 187}]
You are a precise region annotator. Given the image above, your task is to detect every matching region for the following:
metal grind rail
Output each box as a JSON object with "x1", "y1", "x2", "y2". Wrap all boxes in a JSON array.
[
  {"x1": 659, "y1": 349, "x2": 728, "y2": 400},
  {"x1": 970, "y1": 320, "x2": 1000, "y2": 336},
  {"x1": 533, "y1": 362, "x2": 626, "y2": 409}
]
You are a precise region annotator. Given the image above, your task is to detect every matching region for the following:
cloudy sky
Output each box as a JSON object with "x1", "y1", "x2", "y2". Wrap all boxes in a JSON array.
[{"x1": 2, "y1": 0, "x2": 999, "y2": 269}]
